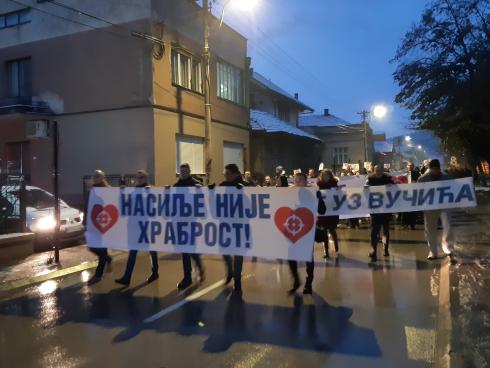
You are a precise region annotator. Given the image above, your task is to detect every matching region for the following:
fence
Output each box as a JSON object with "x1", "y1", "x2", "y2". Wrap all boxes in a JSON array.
[{"x1": 0, "y1": 175, "x2": 27, "y2": 234}]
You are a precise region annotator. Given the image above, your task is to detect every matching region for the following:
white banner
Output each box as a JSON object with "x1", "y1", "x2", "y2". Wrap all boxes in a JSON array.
[
  {"x1": 321, "y1": 177, "x2": 476, "y2": 216},
  {"x1": 85, "y1": 187, "x2": 318, "y2": 261}
]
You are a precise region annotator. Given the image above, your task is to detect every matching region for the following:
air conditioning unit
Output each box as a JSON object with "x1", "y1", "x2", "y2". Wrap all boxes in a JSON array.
[{"x1": 26, "y1": 120, "x2": 50, "y2": 139}]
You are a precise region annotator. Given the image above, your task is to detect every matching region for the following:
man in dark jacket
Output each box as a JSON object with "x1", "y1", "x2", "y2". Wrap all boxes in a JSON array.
[
  {"x1": 174, "y1": 163, "x2": 205, "y2": 290},
  {"x1": 85, "y1": 169, "x2": 112, "y2": 285},
  {"x1": 115, "y1": 170, "x2": 159, "y2": 285},
  {"x1": 402, "y1": 162, "x2": 421, "y2": 229},
  {"x1": 275, "y1": 165, "x2": 289, "y2": 187},
  {"x1": 366, "y1": 165, "x2": 394, "y2": 261},
  {"x1": 219, "y1": 163, "x2": 251, "y2": 295}
]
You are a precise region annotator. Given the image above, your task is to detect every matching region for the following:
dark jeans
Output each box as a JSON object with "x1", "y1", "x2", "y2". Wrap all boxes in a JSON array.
[
  {"x1": 223, "y1": 255, "x2": 243, "y2": 284},
  {"x1": 288, "y1": 260, "x2": 314, "y2": 284},
  {"x1": 89, "y1": 247, "x2": 109, "y2": 278},
  {"x1": 402, "y1": 212, "x2": 417, "y2": 229},
  {"x1": 182, "y1": 253, "x2": 203, "y2": 280},
  {"x1": 371, "y1": 214, "x2": 391, "y2": 251},
  {"x1": 121, "y1": 250, "x2": 159, "y2": 281}
]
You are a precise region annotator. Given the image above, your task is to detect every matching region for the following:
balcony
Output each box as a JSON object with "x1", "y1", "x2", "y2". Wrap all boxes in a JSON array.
[{"x1": 0, "y1": 97, "x2": 52, "y2": 116}]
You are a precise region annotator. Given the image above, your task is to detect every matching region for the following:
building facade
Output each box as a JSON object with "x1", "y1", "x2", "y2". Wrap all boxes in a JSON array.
[
  {"x1": 299, "y1": 110, "x2": 377, "y2": 174},
  {"x1": 249, "y1": 72, "x2": 320, "y2": 182},
  {"x1": 0, "y1": 0, "x2": 250, "y2": 206}
]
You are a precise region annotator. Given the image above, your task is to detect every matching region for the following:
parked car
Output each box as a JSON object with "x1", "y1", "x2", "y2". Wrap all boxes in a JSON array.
[{"x1": 3, "y1": 186, "x2": 85, "y2": 246}]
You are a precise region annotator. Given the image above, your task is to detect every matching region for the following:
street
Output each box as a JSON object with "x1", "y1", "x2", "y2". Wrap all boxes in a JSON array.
[{"x1": 2, "y1": 215, "x2": 488, "y2": 368}]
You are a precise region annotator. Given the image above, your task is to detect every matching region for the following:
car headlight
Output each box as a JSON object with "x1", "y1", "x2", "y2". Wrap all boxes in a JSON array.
[{"x1": 32, "y1": 216, "x2": 57, "y2": 232}]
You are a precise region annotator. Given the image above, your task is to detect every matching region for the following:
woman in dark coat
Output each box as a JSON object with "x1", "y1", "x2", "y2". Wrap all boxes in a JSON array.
[
  {"x1": 316, "y1": 169, "x2": 340, "y2": 259},
  {"x1": 84, "y1": 169, "x2": 112, "y2": 284}
]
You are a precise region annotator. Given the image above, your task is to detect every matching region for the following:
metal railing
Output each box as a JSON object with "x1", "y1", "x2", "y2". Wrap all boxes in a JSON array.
[{"x1": 0, "y1": 175, "x2": 27, "y2": 234}]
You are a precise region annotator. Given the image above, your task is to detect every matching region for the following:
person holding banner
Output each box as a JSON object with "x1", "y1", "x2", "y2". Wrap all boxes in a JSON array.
[
  {"x1": 402, "y1": 162, "x2": 421, "y2": 230},
  {"x1": 366, "y1": 165, "x2": 394, "y2": 261},
  {"x1": 115, "y1": 170, "x2": 160, "y2": 286},
  {"x1": 174, "y1": 163, "x2": 205, "y2": 290},
  {"x1": 418, "y1": 159, "x2": 455, "y2": 260},
  {"x1": 317, "y1": 169, "x2": 340, "y2": 258},
  {"x1": 85, "y1": 170, "x2": 112, "y2": 285},
  {"x1": 219, "y1": 164, "x2": 251, "y2": 295},
  {"x1": 287, "y1": 172, "x2": 317, "y2": 295}
]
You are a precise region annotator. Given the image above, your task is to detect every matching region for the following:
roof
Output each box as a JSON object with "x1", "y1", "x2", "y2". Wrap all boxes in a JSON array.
[
  {"x1": 298, "y1": 113, "x2": 350, "y2": 127},
  {"x1": 252, "y1": 72, "x2": 313, "y2": 112},
  {"x1": 374, "y1": 141, "x2": 394, "y2": 153},
  {"x1": 250, "y1": 110, "x2": 320, "y2": 141}
]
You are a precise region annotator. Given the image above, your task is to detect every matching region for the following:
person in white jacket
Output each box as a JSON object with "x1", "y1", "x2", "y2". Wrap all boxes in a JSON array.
[{"x1": 417, "y1": 159, "x2": 455, "y2": 260}]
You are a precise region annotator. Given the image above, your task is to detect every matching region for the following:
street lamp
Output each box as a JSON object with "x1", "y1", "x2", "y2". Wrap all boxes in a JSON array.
[
  {"x1": 405, "y1": 135, "x2": 411, "y2": 142},
  {"x1": 202, "y1": 0, "x2": 258, "y2": 184},
  {"x1": 417, "y1": 145, "x2": 422, "y2": 149},
  {"x1": 373, "y1": 104, "x2": 388, "y2": 119}
]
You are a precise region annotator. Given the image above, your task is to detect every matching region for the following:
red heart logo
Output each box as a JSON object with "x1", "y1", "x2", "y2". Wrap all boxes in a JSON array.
[
  {"x1": 91, "y1": 204, "x2": 119, "y2": 234},
  {"x1": 274, "y1": 207, "x2": 314, "y2": 243}
]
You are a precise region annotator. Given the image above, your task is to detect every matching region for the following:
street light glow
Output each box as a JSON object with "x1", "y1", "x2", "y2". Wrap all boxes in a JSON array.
[
  {"x1": 373, "y1": 105, "x2": 388, "y2": 119},
  {"x1": 405, "y1": 136, "x2": 411, "y2": 142},
  {"x1": 229, "y1": 0, "x2": 259, "y2": 12},
  {"x1": 417, "y1": 145, "x2": 422, "y2": 149}
]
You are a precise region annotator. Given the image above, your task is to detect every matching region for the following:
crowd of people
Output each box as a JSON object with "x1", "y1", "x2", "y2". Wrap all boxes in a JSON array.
[{"x1": 84, "y1": 158, "x2": 458, "y2": 296}]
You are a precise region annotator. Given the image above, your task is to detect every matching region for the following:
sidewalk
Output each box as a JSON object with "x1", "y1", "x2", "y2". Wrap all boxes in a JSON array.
[{"x1": 0, "y1": 245, "x2": 125, "y2": 292}]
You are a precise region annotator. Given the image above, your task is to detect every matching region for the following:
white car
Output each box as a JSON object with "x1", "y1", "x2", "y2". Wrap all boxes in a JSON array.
[{"x1": 3, "y1": 186, "x2": 85, "y2": 244}]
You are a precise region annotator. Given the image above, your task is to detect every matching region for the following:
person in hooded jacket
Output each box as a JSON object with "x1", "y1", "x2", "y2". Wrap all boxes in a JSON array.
[
  {"x1": 174, "y1": 163, "x2": 205, "y2": 290},
  {"x1": 316, "y1": 169, "x2": 340, "y2": 258},
  {"x1": 84, "y1": 169, "x2": 112, "y2": 285}
]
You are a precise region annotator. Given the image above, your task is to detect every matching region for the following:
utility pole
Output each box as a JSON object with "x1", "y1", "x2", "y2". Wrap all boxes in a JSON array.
[
  {"x1": 357, "y1": 110, "x2": 370, "y2": 163},
  {"x1": 203, "y1": 0, "x2": 212, "y2": 184},
  {"x1": 52, "y1": 120, "x2": 60, "y2": 264}
]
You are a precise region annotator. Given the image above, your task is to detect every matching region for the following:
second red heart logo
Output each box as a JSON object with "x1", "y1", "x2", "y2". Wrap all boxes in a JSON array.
[{"x1": 274, "y1": 207, "x2": 314, "y2": 243}]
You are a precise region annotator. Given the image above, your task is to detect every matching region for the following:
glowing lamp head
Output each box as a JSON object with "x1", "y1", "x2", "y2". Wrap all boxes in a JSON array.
[
  {"x1": 405, "y1": 136, "x2": 411, "y2": 142},
  {"x1": 229, "y1": 0, "x2": 259, "y2": 12},
  {"x1": 373, "y1": 105, "x2": 388, "y2": 119}
]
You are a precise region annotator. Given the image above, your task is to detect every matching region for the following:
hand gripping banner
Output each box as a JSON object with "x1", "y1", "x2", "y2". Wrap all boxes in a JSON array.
[{"x1": 86, "y1": 186, "x2": 318, "y2": 262}]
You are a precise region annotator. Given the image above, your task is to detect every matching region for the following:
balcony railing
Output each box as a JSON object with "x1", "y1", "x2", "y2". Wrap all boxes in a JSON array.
[{"x1": 0, "y1": 96, "x2": 52, "y2": 115}]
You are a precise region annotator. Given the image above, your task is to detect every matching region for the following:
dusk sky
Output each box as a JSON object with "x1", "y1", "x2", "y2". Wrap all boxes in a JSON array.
[{"x1": 221, "y1": 0, "x2": 429, "y2": 138}]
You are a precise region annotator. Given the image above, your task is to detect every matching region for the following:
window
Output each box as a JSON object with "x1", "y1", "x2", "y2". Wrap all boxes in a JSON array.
[
  {"x1": 334, "y1": 147, "x2": 349, "y2": 165},
  {"x1": 223, "y1": 142, "x2": 244, "y2": 173},
  {"x1": 176, "y1": 136, "x2": 204, "y2": 174},
  {"x1": 171, "y1": 48, "x2": 202, "y2": 93},
  {"x1": 277, "y1": 104, "x2": 290, "y2": 122},
  {"x1": 217, "y1": 61, "x2": 243, "y2": 104},
  {"x1": 0, "y1": 9, "x2": 30, "y2": 30},
  {"x1": 7, "y1": 58, "x2": 32, "y2": 97}
]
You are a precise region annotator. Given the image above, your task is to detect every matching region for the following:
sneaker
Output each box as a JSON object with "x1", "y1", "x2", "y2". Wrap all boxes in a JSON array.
[
  {"x1": 115, "y1": 277, "x2": 130, "y2": 286},
  {"x1": 147, "y1": 272, "x2": 159, "y2": 284},
  {"x1": 368, "y1": 251, "x2": 377, "y2": 262},
  {"x1": 177, "y1": 277, "x2": 192, "y2": 290},
  {"x1": 383, "y1": 246, "x2": 390, "y2": 257},
  {"x1": 303, "y1": 282, "x2": 313, "y2": 295},
  {"x1": 87, "y1": 275, "x2": 102, "y2": 285},
  {"x1": 288, "y1": 278, "x2": 301, "y2": 295},
  {"x1": 427, "y1": 252, "x2": 438, "y2": 260}
]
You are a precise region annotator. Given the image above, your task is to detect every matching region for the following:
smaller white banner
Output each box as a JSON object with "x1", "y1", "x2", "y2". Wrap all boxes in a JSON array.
[{"x1": 321, "y1": 177, "x2": 476, "y2": 216}]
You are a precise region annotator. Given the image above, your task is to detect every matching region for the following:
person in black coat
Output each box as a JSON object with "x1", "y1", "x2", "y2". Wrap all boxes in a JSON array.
[
  {"x1": 219, "y1": 164, "x2": 251, "y2": 296},
  {"x1": 115, "y1": 170, "x2": 159, "y2": 285},
  {"x1": 174, "y1": 163, "x2": 205, "y2": 290},
  {"x1": 275, "y1": 165, "x2": 289, "y2": 187},
  {"x1": 366, "y1": 165, "x2": 394, "y2": 261},
  {"x1": 401, "y1": 162, "x2": 421, "y2": 229},
  {"x1": 85, "y1": 170, "x2": 112, "y2": 285}
]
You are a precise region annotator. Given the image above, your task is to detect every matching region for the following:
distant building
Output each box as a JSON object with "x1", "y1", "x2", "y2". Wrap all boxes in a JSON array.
[
  {"x1": 249, "y1": 72, "x2": 320, "y2": 182},
  {"x1": 299, "y1": 109, "x2": 380, "y2": 173},
  {"x1": 0, "y1": 0, "x2": 250, "y2": 205}
]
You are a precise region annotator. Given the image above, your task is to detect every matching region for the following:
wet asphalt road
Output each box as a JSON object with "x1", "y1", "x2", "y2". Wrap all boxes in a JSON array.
[{"x1": 0, "y1": 218, "x2": 488, "y2": 368}]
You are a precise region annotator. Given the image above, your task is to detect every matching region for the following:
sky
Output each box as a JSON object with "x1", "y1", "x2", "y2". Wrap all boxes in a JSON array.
[{"x1": 220, "y1": 0, "x2": 429, "y2": 138}]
